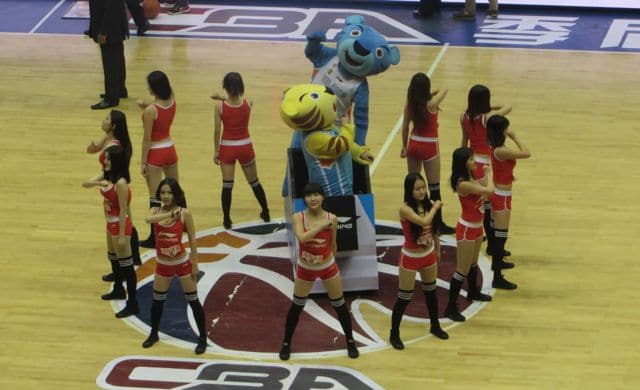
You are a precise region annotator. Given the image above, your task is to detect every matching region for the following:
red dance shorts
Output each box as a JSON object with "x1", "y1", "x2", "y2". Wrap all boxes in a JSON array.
[
  {"x1": 296, "y1": 261, "x2": 340, "y2": 282},
  {"x1": 407, "y1": 136, "x2": 439, "y2": 162},
  {"x1": 219, "y1": 139, "x2": 255, "y2": 165},
  {"x1": 489, "y1": 189, "x2": 512, "y2": 212},
  {"x1": 106, "y1": 216, "x2": 132, "y2": 236},
  {"x1": 147, "y1": 142, "x2": 179, "y2": 167},
  {"x1": 473, "y1": 156, "x2": 490, "y2": 181},
  {"x1": 399, "y1": 248, "x2": 437, "y2": 271},
  {"x1": 156, "y1": 255, "x2": 193, "y2": 278},
  {"x1": 456, "y1": 219, "x2": 484, "y2": 241}
]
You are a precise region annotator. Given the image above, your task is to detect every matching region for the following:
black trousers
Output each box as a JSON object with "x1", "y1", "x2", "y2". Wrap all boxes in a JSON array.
[
  {"x1": 125, "y1": 0, "x2": 146, "y2": 29},
  {"x1": 100, "y1": 41, "x2": 126, "y2": 104},
  {"x1": 418, "y1": 0, "x2": 442, "y2": 14}
]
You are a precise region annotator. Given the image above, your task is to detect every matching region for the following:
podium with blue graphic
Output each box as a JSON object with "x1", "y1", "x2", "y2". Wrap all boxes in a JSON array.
[{"x1": 285, "y1": 148, "x2": 379, "y2": 293}]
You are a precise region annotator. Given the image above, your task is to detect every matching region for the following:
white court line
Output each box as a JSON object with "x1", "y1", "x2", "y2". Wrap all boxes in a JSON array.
[
  {"x1": 29, "y1": 0, "x2": 66, "y2": 34},
  {"x1": 370, "y1": 42, "x2": 450, "y2": 177}
]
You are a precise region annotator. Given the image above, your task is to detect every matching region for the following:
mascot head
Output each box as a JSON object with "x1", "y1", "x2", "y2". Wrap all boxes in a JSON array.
[
  {"x1": 280, "y1": 84, "x2": 337, "y2": 132},
  {"x1": 336, "y1": 15, "x2": 401, "y2": 78}
]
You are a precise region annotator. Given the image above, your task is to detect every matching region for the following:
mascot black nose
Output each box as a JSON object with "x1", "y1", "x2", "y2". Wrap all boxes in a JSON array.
[{"x1": 353, "y1": 40, "x2": 370, "y2": 56}]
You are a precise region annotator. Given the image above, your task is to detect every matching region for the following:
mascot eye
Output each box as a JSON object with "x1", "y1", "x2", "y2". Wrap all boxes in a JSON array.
[
  {"x1": 376, "y1": 48, "x2": 384, "y2": 58},
  {"x1": 350, "y1": 30, "x2": 361, "y2": 37},
  {"x1": 310, "y1": 93, "x2": 320, "y2": 100}
]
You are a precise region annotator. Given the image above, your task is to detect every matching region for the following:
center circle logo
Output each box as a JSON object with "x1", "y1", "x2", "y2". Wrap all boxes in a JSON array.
[{"x1": 114, "y1": 220, "x2": 493, "y2": 359}]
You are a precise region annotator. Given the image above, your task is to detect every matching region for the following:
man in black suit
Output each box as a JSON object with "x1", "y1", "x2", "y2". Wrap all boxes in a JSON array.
[
  {"x1": 413, "y1": 0, "x2": 442, "y2": 18},
  {"x1": 90, "y1": 0, "x2": 129, "y2": 110}
]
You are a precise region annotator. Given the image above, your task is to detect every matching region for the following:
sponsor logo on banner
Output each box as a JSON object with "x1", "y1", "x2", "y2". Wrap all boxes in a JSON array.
[{"x1": 97, "y1": 356, "x2": 384, "y2": 389}]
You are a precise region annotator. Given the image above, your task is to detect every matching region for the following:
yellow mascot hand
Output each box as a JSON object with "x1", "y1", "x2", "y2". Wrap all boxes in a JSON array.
[
  {"x1": 339, "y1": 122, "x2": 374, "y2": 165},
  {"x1": 304, "y1": 130, "x2": 351, "y2": 160}
]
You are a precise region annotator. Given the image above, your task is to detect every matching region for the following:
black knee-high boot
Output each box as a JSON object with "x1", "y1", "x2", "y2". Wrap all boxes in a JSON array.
[
  {"x1": 116, "y1": 257, "x2": 139, "y2": 318},
  {"x1": 102, "y1": 252, "x2": 117, "y2": 282},
  {"x1": 467, "y1": 264, "x2": 492, "y2": 301},
  {"x1": 492, "y1": 229, "x2": 517, "y2": 290},
  {"x1": 142, "y1": 290, "x2": 166, "y2": 348},
  {"x1": 331, "y1": 297, "x2": 359, "y2": 358},
  {"x1": 429, "y1": 183, "x2": 455, "y2": 234},
  {"x1": 390, "y1": 289, "x2": 413, "y2": 350},
  {"x1": 445, "y1": 272, "x2": 466, "y2": 322},
  {"x1": 279, "y1": 295, "x2": 306, "y2": 360},
  {"x1": 221, "y1": 180, "x2": 233, "y2": 229},
  {"x1": 485, "y1": 203, "x2": 513, "y2": 259},
  {"x1": 186, "y1": 291, "x2": 208, "y2": 354},
  {"x1": 140, "y1": 198, "x2": 160, "y2": 248},
  {"x1": 422, "y1": 281, "x2": 449, "y2": 339},
  {"x1": 249, "y1": 179, "x2": 270, "y2": 222},
  {"x1": 131, "y1": 226, "x2": 141, "y2": 265},
  {"x1": 101, "y1": 254, "x2": 125, "y2": 299}
]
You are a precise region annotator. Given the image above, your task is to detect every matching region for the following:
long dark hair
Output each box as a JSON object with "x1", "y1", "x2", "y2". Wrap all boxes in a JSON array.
[
  {"x1": 406, "y1": 73, "x2": 431, "y2": 126},
  {"x1": 487, "y1": 115, "x2": 510, "y2": 148},
  {"x1": 103, "y1": 145, "x2": 130, "y2": 184},
  {"x1": 109, "y1": 110, "x2": 132, "y2": 163},
  {"x1": 450, "y1": 147, "x2": 474, "y2": 192},
  {"x1": 403, "y1": 172, "x2": 437, "y2": 240},
  {"x1": 223, "y1": 72, "x2": 245, "y2": 98},
  {"x1": 466, "y1": 85, "x2": 491, "y2": 117},
  {"x1": 147, "y1": 70, "x2": 173, "y2": 100},
  {"x1": 155, "y1": 177, "x2": 187, "y2": 208}
]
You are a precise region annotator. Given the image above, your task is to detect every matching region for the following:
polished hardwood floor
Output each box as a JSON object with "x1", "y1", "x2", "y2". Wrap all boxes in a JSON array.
[{"x1": 1, "y1": 33, "x2": 639, "y2": 389}]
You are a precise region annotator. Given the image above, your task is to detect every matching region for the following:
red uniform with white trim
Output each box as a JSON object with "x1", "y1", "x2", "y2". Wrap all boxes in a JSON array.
[
  {"x1": 399, "y1": 218, "x2": 437, "y2": 271},
  {"x1": 218, "y1": 99, "x2": 256, "y2": 165},
  {"x1": 406, "y1": 106, "x2": 439, "y2": 162},
  {"x1": 296, "y1": 211, "x2": 339, "y2": 282},
  {"x1": 98, "y1": 140, "x2": 120, "y2": 169},
  {"x1": 461, "y1": 113, "x2": 491, "y2": 180},
  {"x1": 153, "y1": 208, "x2": 193, "y2": 278},
  {"x1": 146, "y1": 101, "x2": 178, "y2": 167},
  {"x1": 455, "y1": 184, "x2": 484, "y2": 241},
  {"x1": 489, "y1": 148, "x2": 516, "y2": 212},
  {"x1": 101, "y1": 182, "x2": 132, "y2": 236}
]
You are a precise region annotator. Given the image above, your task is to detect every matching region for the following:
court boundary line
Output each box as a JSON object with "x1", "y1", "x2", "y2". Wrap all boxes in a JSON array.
[{"x1": 29, "y1": 0, "x2": 66, "y2": 34}]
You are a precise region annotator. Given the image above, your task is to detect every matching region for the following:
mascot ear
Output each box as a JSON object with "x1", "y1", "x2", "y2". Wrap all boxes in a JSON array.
[
  {"x1": 388, "y1": 46, "x2": 401, "y2": 65},
  {"x1": 345, "y1": 15, "x2": 365, "y2": 26}
]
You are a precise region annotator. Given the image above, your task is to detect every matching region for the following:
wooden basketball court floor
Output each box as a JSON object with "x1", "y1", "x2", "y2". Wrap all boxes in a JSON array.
[{"x1": 1, "y1": 32, "x2": 639, "y2": 389}]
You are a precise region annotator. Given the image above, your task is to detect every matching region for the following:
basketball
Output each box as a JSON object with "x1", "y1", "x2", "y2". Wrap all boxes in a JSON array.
[{"x1": 142, "y1": 0, "x2": 161, "y2": 19}]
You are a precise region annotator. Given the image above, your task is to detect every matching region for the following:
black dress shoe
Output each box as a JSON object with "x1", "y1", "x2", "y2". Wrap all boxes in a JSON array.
[
  {"x1": 487, "y1": 247, "x2": 512, "y2": 257},
  {"x1": 115, "y1": 303, "x2": 140, "y2": 318},
  {"x1": 467, "y1": 291, "x2": 492, "y2": 302},
  {"x1": 195, "y1": 337, "x2": 207, "y2": 354},
  {"x1": 389, "y1": 331, "x2": 404, "y2": 350},
  {"x1": 492, "y1": 275, "x2": 518, "y2": 290},
  {"x1": 84, "y1": 29, "x2": 91, "y2": 36},
  {"x1": 346, "y1": 340, "x2": 359, "y2": 358},
  {"x1": 91, "y1": 99, "x2": 117, "y2": 110},
  {"x1": 142, "y1": 334, "x2": 159, "y2": 348},
  {"x1": 430, "y1": 325, "x2": 449, "y2": 340},
  {"x1": 102, "y1": 273, "x2": 115, "y2": 282},
  {"x1": 445, "y1": 306, "x2": 466, "y2": 322},
  {"x1": 279, "y1": 342, "x2": 291, "y2": 360},
  {"x1": 137, "y1": 20, "x2": 150, "y2": 37},
  {"x1": 101, "y1": 289, "x2": 126, "y2": 300}
]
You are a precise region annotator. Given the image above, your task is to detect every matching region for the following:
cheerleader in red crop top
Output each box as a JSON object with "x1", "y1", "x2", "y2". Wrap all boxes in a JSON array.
[
  {"x1": 278, "y1": 183, "x2": 358, "y2": 361},
  {"x1": 211, "y1": 72, "x2": 269, "y2": 230},
  {"x1": 444, "y1": 147, "x2": 496, "y2": 323},
  {"x1": 141, "y1": 178, "x2": 208, "y2": 355},
  {"x1": 86, "y1": 110, "x2": 142, "y2": 277},
  {"x1": 460, "y1": 85, "x2": 513, "y2": 261},
  {"x1": 83, "y1": 145, "x2": 139, "y2": 319},
  {"x1": 486, "y1": 115, "x2": 531, "y2": 290},
  {"x1": 138, "y1": 71, "x2": 181, "y2": 249},
  {"x1": 388, "y1": 173, "x2": 449, "y2": 351},
  {"x1": 400, "y1": 73, "x2": 455, "y2": 235}
]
